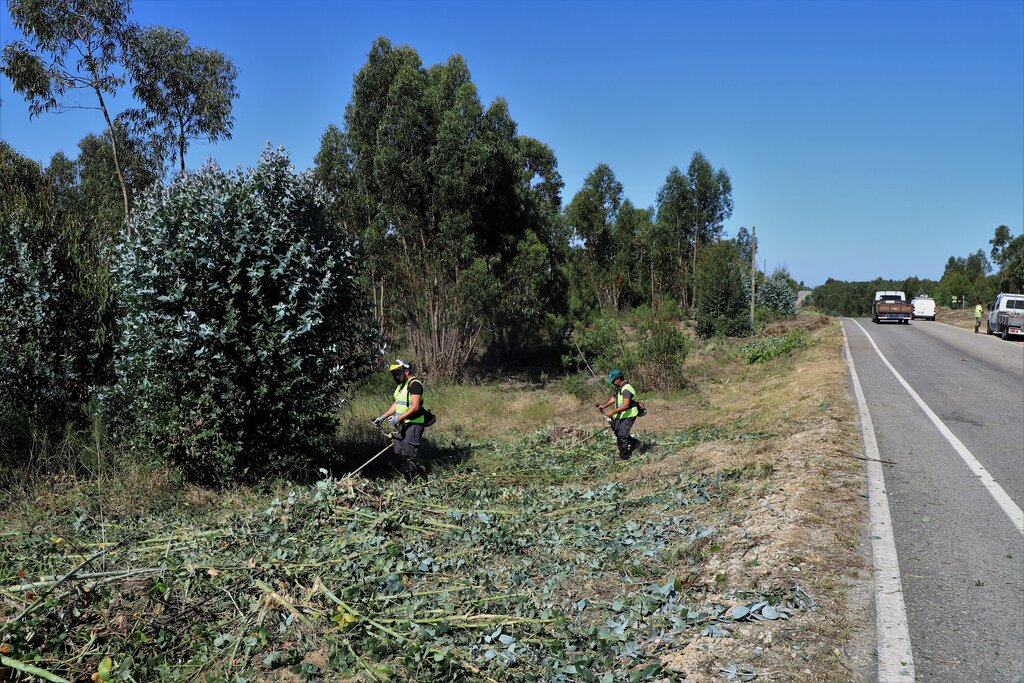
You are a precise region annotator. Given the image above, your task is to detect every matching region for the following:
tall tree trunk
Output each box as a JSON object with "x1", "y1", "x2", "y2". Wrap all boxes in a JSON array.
[
  {"x1": 179, "y1": 120, "x2": 187, "y2": 173},
  {"x1": 93, "y1": 86, "x2": 131, "y2": 228}
]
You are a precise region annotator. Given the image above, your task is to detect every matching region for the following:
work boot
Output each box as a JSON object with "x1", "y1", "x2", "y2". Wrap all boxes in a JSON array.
[{"x1": 402, "y1": 464, "x2": 428, "y2": 483}]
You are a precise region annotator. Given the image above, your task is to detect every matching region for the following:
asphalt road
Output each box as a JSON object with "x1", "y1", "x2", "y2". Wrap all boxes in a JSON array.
[{"x1": 843, "y1": 318, "x2": 1024, "y2": 682}]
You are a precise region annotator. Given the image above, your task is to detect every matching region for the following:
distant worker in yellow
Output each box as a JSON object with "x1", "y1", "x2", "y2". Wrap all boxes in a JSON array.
[
  {"x1": 975, "y1": 301, "x2": 984, "y2": 333},
  {"x1": 596, "y1": 369, "x2": 641, "y2": 459},
  {"x1": 374, "y1": 360, "x2": 430, "y2": 481}
]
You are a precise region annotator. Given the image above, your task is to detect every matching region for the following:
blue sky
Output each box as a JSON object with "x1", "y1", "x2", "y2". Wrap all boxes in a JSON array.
[{"x1": 2, "y1": 0, "x2": 1022, "y2": 287}]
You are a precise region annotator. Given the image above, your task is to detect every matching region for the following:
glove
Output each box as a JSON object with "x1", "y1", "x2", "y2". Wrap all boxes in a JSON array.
[
  {"x1": 388, "y1": 415, "x2": 400, "y2": 427},
  {"x1": 372, "y1": 415, "x2": 386, "y2": 426}
]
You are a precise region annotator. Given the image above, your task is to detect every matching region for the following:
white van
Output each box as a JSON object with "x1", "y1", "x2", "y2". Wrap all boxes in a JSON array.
[{"x1": 911, "y1": 295, "x2": 935, "y2": 321}]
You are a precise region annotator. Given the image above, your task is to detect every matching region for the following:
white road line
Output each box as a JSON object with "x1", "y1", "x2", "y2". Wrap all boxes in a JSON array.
[
  {"x1": 851, "y1": 320, "x2": 1024, "y2": 534},
  {"x1": 842, "y1": 325, "x2": 916, "y2": 683}
]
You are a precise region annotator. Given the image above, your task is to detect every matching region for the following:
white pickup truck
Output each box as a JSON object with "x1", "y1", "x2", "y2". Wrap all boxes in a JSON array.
[
  {"x1": 986, "y1": 293, "x2": 1024, "y2": 340},
  {"x1": 911, "y1": 295, "x2": 935, "y2": 321}
]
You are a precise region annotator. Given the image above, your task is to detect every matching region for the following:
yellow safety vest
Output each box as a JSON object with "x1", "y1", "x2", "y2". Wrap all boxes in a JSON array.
[
  {"x1": 393, "y1": 378, "x2": 425, "y2": 424},
  {"x1": 975, "y1": 305, "x2": 983, "y2": 318},
  {"x1": 615, "y1": 383, "x2": 639, "y2": 419}
]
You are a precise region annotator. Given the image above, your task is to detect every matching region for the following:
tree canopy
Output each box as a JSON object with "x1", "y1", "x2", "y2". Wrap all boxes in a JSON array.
[{"x1": 125, "y1": 26, "x2": 239, "y2": 173}]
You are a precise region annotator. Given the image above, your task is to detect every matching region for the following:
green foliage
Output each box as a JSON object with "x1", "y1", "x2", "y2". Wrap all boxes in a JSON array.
[
  {"x1": 110, "y1": 149, "x2": 378, "y2": 483},
  {"x1": 693, "y1": 242, "x2": 751, "y2": 338},
  {"x1": 72, "y1": 125, "x2": 164, "y2": 231},
  {"x1": 989, "y1": 225, "x2": 1024, "y2": 293},
  {"x1": 741, "y1": 331, "x2": 806, "y2": 364},
  {"x1": 0, "y1": 142, "x2": 114, "y2": 466},
  {"x1": 1001, "y1": 234, "x2": 1024, "y2": 292},
  {"x1": 319, "y1": 37, "x2": 566, "y2": 378},
  {"x1": 0, "y1": 216, "x2": 103, "y2": 461},
  {"x1": 755, "y1": 268, "x2": 797, "y2": 317},
  {"x1": 565, "y1": 164, "x2": 624, "y2": 311},
  {"x1": 124, "y1": 26, "x2": 239, "y2": 173},
  {"x1": 1, "y1": 0, "x2": 132, "y2": 117},
  {"x1": 2, "y1": 0, "x2": 135, "y2": 214},
  {"x1": 569, "y1": 309, "x2": 690, "y2": 391},
  {"x1": 653, "y1": 154, "x2": 734, "y2": 311}
]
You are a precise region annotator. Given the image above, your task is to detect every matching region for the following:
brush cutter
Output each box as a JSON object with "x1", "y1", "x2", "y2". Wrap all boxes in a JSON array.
[{"x1": 345, "y1": 421, "x2": 398, "y2": 478}]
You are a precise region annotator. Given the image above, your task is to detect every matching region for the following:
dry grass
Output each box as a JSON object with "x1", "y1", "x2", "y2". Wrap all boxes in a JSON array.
[
  {"x1": 935, "y1": 305, "x2": 983, "y2": 331},
  {"x1": 605, "y1": 316, "x2": 871, "y2": 681}
]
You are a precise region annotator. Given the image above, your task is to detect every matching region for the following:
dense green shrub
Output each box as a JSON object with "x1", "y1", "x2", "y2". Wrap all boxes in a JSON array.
[
  {"x1": 741, "y1": 331, "x2": 806, "y2": 364},
  {"x1": 756, "y1": 270, "x2": 797, "y2": 317},
  {"x1": 693, "y1": 242, "x2": 751, "y2": 338},
  {"x1": 110, "y1": 150, "x2": 378, "y2": 483},
  {"x1": 567, "y1": 309, "x2": 690, "y2": 391},
  {"x1": 0, "y1": 216, "x2": 104, "y2": 460}
]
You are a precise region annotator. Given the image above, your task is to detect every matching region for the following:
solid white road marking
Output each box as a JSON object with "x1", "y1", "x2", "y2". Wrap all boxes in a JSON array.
[
  {"x1": 842, "y1": 324, "x2": 916, "y2": 683},
  {"x1": 851, "y1": 320, "x2": 1024, "y2": 534}
]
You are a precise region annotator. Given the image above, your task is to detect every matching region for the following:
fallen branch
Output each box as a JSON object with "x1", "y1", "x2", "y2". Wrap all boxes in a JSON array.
[
  {"x1": 839, "y1": 451, "x2": 896, "y2": 465},
  {"x1": 1, "y1": 532, "x2": 138, "y2": 632},
  {"x1": 1, "y1": 655, "x2": 70, "y2": 683}
]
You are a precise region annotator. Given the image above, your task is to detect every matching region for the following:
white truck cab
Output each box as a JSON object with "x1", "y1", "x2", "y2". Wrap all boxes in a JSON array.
[
  {"x1": 986, "y1": 293, "x2": 1024, "y2": 339},
  {"x1": 911, "y1": 294, "x2": 935, "y2": 321}
]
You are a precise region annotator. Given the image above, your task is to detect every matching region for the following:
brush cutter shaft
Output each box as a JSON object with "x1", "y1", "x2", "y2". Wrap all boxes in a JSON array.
[
  {"x1": 556, "y1": 425, "x2": 610, "y2": 457},
  {"x1": 350, "y1": 443, "x2": 393, "y2": 477}
]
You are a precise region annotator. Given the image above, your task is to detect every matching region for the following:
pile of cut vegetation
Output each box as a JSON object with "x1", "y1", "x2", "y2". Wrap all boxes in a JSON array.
[{"x1": 0, "y1": 429, "x2": 815, "y2": 682}]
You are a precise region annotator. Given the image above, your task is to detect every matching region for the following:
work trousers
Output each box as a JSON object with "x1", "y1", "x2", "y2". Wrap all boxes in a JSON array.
[
  {"x1": 392, "y1": 423, "x2": 424, "y2": 473},
  {"x1": 613, "y1": 417, "x2": 640, "y2": 458}
]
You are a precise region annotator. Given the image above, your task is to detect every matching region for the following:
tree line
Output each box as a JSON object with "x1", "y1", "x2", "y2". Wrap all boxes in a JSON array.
[
  {"x1": 807, "y1": 225, "x2": 1023, "y2": 317},
  {"x1": 310, "y1": 38, "x2": 748, "y2": 378},
  {"x1": 2, "y1": 4, "x2": 797, "y2": 482}
]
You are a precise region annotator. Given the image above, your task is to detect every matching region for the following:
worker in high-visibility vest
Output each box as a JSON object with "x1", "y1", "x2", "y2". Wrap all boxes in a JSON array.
[
  {"x1": 975, "y1": 302, "x2": 984, "y2": 333},
  {"x1": 374, "y1": 360, "x2": 428, "y2": 481},
  {"x1": 596, "y1": 369, "x2": 641, "y2": 459}
]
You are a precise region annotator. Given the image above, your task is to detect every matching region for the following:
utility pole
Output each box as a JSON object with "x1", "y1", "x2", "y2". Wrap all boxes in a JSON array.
[{"x1": 750, "y1": 226, "x2": 756, "y2": 327}]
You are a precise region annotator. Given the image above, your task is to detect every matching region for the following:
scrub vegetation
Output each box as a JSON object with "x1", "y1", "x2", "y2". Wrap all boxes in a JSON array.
[{"x1": 0, "y1": 317, "x2": 867, "y2": 682}]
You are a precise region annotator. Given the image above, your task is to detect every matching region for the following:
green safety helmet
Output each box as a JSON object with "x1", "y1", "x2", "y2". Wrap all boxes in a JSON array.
[{"x1": 607, "y1": 369, "x2": 624, "y2": 383}]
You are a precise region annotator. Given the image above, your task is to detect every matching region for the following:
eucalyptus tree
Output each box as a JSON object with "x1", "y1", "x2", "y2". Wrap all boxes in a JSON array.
[
  {"x1": 610, "y1": 199, "x2": 653, "y2": 310},
  {"x1": 654, "y1": 166, "x2": 693, "y2": 306},
  {"x1": 333, "y1": 37, "x2": 538, "y2": 378},
  {"x1": 686, "y1": 151, "x2": 733, "y2": 281},
  {"x1": 565, "y1": 164, "x2": 623, "y2": 311},
  {"x1": 0, "y1": 142, "x2": 112, "y2": 462},
  {"x1": 2, "y1": 0, "x2": 134, "y2": 217},
  {"x1": 733, "y1": 226, "x2": 757, "y2": 266},
  {"x1": 990, "y1": 225, "x2": 1012, "y2": 268},
  {"x1": 693, "y1": 241, "x2": 750, "y2": 338},
  {"x1": 124, "y1": 26, "x2": 238, "y2": 173},
  {"x1": 654, "y1": 152, "x2": 734, "y2": 310},
  {"x1": 988, "y1": 225, "x2": 1023, "y2": 291},
  {"x1": 74, "y1": 126, "x2": 163, "y2": 235},
  {"x1": 489, "y1": 135, "x2": 567, "y2": 362}
]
